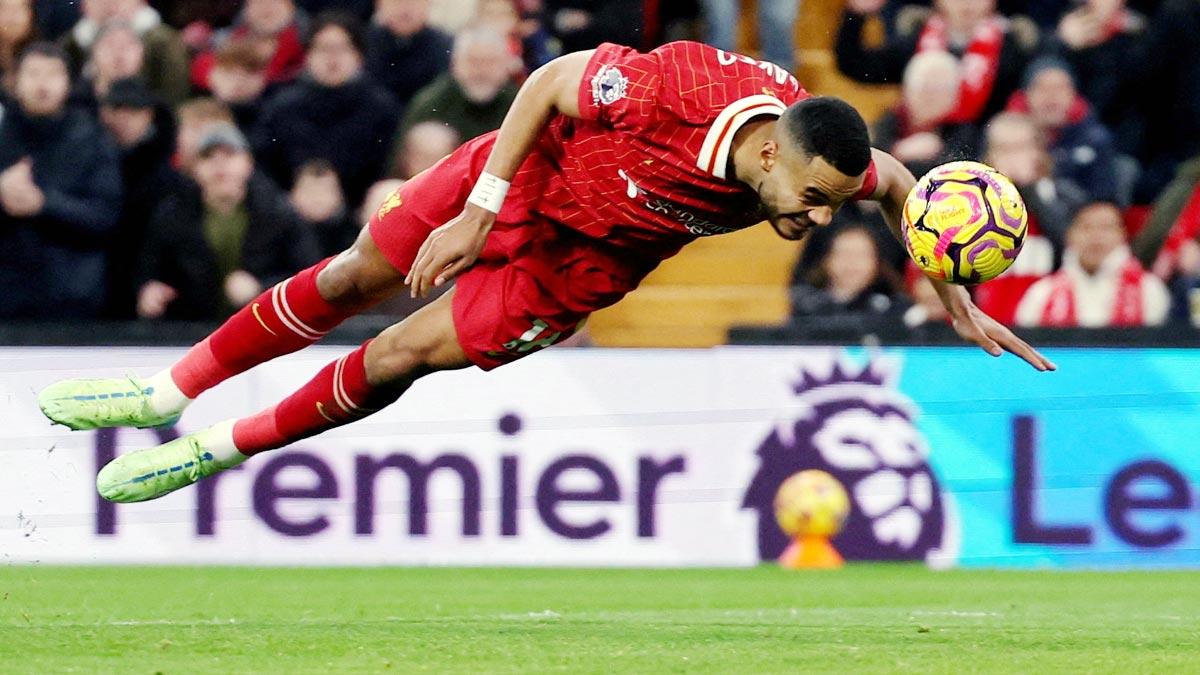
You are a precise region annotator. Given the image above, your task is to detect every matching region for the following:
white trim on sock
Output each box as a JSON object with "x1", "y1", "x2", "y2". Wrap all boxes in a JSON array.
[
  {"x1": 146, "y1": 369, "x2": 192, "y2": 416},
  {"x1": 203, "y1": 419, "x2": 247, "y2": 464}
]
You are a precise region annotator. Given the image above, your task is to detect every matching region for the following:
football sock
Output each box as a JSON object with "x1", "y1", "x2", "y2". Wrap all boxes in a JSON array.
[
  {"x1": 145, "y1": 369, "x2": 192, "y2": 416},
  {"x1": 229, "y1": 341, "x2": 410, "y2": 455},
  {"x1": 167, "y1": 257, "x2": 355, "y2": 401}
]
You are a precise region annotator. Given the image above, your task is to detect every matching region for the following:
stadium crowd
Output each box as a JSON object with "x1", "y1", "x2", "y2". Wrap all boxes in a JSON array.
[{"x1": 0, "y1": 0, "x2": 1197, "y2": 332}]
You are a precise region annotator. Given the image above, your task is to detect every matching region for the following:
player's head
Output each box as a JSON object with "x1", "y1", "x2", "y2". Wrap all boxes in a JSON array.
[{"x1": 756, "y1": 97, "x2": 871, "y2": 241}]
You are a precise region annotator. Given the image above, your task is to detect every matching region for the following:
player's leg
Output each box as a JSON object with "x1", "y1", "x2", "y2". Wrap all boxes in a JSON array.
[
  {"x1": 95, "y1": 289, "x2": 470, "y2": 503},
  {"x1": 37, "y1": 226, "x2": 406, "y2": 431}
]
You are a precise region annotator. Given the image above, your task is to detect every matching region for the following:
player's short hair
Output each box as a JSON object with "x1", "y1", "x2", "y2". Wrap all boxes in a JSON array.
[{"x1": 780, "y1": 97, "x2": 871, "y2": 177}]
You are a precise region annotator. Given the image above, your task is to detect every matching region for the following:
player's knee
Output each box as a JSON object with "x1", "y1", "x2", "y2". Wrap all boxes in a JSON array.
[
  {"x1": 363, "y1": 333, "x2": 438, "y2": 385},
  {"x1": 317, "y1": 238, "x2": 397, "y2": 309}
]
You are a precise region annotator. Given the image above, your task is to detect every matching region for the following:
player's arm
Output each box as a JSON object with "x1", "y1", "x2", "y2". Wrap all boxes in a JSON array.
[
  {"x1": 868, "y1": 149, "x2": 1056, "y2": 372},
  {"x1": 406, "y1": 50, "x2": 594, "y2": 298}
]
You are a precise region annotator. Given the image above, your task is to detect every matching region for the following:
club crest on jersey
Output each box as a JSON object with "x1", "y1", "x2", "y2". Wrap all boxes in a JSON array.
[{"x1": 591, "y1": 65, "x2": 628, "y2": 106}]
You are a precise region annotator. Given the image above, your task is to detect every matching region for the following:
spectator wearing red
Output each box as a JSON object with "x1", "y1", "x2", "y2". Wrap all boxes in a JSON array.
[
  {"x1": 207, "y1": 39, "x2": 273, "y2": 133},
  {"x1": 191, "y1": 0, "x2": 309, "y2": 91},
  {"x1": 837, "y1": 0, "x2": 1040, "y2": 124},
  {"x1": 61, "y1": 0, "x2": 190, "y2": 105},
  {"x1": 872, "y1": 49, "x2": 981, "y2": 180},
  {"x1": 1130, "y1": 156, "x2": 1200, "y2": 322},
  {"x1": 1006, "y1": 56, "x2": 1119, "y2": 204},
  {"x1": 1016, "y1": 202, "x2": 1168, "y2": 327},
  {"x1": 253, "y1": 12, "x2": 400, "y2": 206},
  {"x1": 365, "y1": 0, "x2": 452, "y2": 109},
  {"x1": 0, "y1": 0, "x2": 39, "y2": 93}
]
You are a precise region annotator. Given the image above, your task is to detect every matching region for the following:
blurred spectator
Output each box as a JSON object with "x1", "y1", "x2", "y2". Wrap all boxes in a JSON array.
[
  {"x1": 1052, "y1": 0, "x2": 1144, "y2": 152},
  {"x1": 72, "y1": 21, "x2": 145, "y2": 110},
  {"x1": 390, "y1": 120, "x2": 460, "y2": 179},
  {"x1": 872, "y1": 50, "x2": 980, "y2": 179},
  {"x1": 207, "y1": 38, "x2": 272, "y2": 132},
  {"x1": 253, "y1": 12, "x2": 400, "y2": 206},
  {"x1": 1007, "y1": 56, "x2": 1118, "y2": 203},
  {"x1": 1109, "y1": 0, "x2": 1200, "y2": 202},
  {"x1": 62, "y1": 0, "x2": 190, "y2": 105},
  {"x1": 290, "y1": 159, "x2": 359, "y2": 256},
  {"x1": 365, "y1": 0, "x2": 452, "y2": 109},
  {"x1": 138, "y1": 123, "x2": 319, "y2": 320},
  {"x1": 175, "y1": 97, "x2": 236, "y2": 173},
  {"x1": 984, "y1": 111, "x2": 1084, "y2": 270},
  {"x1": 790, "y1": 222, "x2": 906, "y2": 319},
  {"x1": 1016, "y1": 202, "x2": 1168, "y2": 327},
  {"x1": 191, "y1": 0, "x2": 309, "y2": 91},
  {"x1": 398, "y1": 26, "x2": 517, "y2": 143},
  {"x1": 836, "y1": 0, "x2": 1040, "y2": 124},
  {"x1": 0, "y1": 0, "x2": 39, "y2": 93},
  {"x1": 700, "y1": 0, "x2": 796, "y2": 72},
  {"x1": 0, "y1": 44, "x2": 122, "y2": 319},
  {"x1": 1130, "y1": 156, "x2": 1200, "y2": 322},
  {"x1": 903, "y1": 270, "x2": 952, "y2": 328},
  {"x1": 546, "y1": 0, "x2": 643, "y2": 53},
  {"x1": 476, "y1": 0, "x2": 554, "y2": 72},
  {"x1": 361, "y1": 178, "x2": 404, "y2": 222},
  {"x1": 98, "y1": 77, "x2": 181, "y2": 317}
]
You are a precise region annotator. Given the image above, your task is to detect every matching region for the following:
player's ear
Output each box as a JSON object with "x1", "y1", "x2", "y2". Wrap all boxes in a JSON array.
[{"x1": 760, "y1": 139, "x2": 778, "y2": 172}]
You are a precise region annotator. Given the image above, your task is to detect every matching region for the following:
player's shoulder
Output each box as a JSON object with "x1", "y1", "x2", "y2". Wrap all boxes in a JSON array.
[{"x1": 642, "y1": 41, "x2": 808, "y2": 122}]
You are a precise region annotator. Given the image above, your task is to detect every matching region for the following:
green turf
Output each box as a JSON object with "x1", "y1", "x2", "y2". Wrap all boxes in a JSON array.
[{"x1": 0, "y1": 565, "x2": 1197, "y2": 674}]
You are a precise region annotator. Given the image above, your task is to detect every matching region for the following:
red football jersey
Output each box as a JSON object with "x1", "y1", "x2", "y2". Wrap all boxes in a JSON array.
[{"x1": 507, "y1": 41, "x2": 811, "y2": 261}]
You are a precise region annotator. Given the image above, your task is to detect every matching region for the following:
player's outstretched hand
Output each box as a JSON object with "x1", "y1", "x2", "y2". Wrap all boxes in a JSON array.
[
  {"x1": 407, "y1": 205, "x2": 494, "y2": 298},
  {"x1": 952, "y1": 302, "x2": 1057, "y2": 372}
]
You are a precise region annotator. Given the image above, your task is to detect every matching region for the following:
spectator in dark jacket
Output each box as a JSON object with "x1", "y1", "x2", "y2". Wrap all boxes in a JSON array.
[
  {"x1": 836, "y1": 0, "x2": 1040, "y2": 124},
  {"x1": 138, "y1": 123, "x2": 319, "y2": 320},
  {"x1": 545, "y1": 0, "x2": 643, "y2": 52},
  {"x1": 790, "y1": 220, "x2": 907, "y2": 319},
  {"x1": 0, "y1": 43, "x2": 122, "y2": 319},
  {"x1": 397, "y1": 26, "x2": 518, "y2": 143},
  {"x1": 1008, "y1": 56, "x2": 1118, "y2": 204},
  {"x1": 98, "y1": 77, "x2": 182, "y2": 317},
  {"x1": 365, "y1": 0, "x2": 452, "y2": 109},
  {"x1": 289, "y1": 159, "x2": 360, "y2": 257},
  {"x1": 1051, "y1": 0, "x2": 1145, "y2": 155},
  {"x1": 70, "y1": 20, "x2": 144, "y2": 111},
  {"x1": 872, "y1": 49, "x2": 981, "y2": 180},
  {"x1": 254, "y1": 12, "x2": 400, "y2": 207},
  {"x1": 61, "y1": 0, "x2": 190, "y2": 106}
]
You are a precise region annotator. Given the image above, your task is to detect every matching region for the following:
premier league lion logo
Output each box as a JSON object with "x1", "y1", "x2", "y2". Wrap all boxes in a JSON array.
[{"x1": 742, "y1": 357, "x2": 955, "y2": 563}]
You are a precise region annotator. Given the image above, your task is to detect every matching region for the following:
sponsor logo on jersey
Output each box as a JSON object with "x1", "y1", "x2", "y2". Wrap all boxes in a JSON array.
[{"x1": 591, "y1": 65, "x2": 628, "y2": 106}]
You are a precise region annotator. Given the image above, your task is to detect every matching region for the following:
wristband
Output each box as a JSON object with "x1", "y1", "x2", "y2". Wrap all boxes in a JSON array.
[{"x1": 466, "y1": 172, "x2": 510, "y2": 214}]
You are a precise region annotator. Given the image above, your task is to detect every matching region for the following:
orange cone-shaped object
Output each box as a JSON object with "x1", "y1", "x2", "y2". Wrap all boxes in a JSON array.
[{"x1": 778, "y1": 535, "x2": 844, "y2": 569}]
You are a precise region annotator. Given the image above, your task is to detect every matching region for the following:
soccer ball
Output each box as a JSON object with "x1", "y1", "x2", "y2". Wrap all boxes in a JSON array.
[
  {"x1": 901, "y1": 161, "x2": 1027, "y2": 284},
  {"x1": 774, "y1": 470, "x2": 851, "y2": 538}
]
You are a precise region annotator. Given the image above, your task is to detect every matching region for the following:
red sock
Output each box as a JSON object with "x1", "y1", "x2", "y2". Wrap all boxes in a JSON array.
[
  {"x1": 231, "y1": 341, "x2": 408, "y2": 454},
  {"x1": 171, "y1": 257, "x2": 355, "y2": 398}
]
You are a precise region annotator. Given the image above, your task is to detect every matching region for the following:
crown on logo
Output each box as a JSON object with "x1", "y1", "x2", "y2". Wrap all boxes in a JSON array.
[{"x1": 791, "y1": 359, "x2": 891, "y2": 394}]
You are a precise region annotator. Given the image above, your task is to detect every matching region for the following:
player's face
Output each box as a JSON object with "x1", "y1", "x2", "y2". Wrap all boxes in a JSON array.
[{"x1": 757, "y1": 140, "x2": 863, "y2": 241}]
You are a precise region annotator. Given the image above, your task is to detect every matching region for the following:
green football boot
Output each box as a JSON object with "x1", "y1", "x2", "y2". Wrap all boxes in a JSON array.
[
  {"x1": 38, "y1": 377, "x2": 182, "y2": 430},
  {"x1": 96, "y1": 422, "x2": 246, "y2": 503}
]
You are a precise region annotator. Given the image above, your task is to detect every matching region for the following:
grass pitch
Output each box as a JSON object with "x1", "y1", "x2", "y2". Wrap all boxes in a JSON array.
[{"x1": 0, "y1": 565, "x2": 1196, "y2": 673}]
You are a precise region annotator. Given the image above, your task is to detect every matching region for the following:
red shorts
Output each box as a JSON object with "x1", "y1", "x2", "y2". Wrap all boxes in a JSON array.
[{"x1": 369, "y1": 133, "x2": 655, "y2": 370}]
